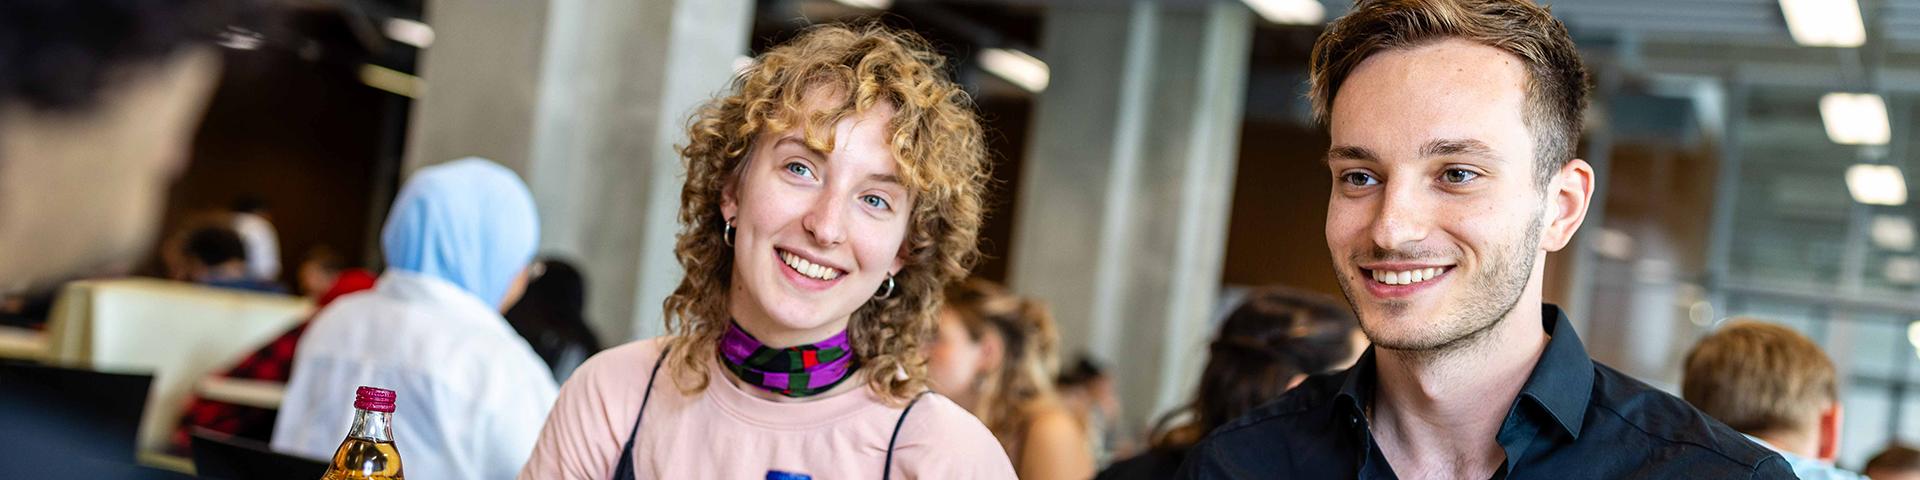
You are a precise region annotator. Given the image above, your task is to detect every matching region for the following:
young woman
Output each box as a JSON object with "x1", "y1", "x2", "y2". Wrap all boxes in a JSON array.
[
  {"x1": 928, "y1": 279, "x2": 1097, "y2": 479},
  {"x1": 1095, "y1": 287, "x2": 1361, "y2": 480},
  {"x1": 520, "y1": 24, "x2": 1013, "y2": 479}
]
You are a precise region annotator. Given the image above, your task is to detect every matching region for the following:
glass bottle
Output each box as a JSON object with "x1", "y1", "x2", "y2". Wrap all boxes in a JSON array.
[{"x1": 321, "y1": 386, "x2": 404, "y2": 480}]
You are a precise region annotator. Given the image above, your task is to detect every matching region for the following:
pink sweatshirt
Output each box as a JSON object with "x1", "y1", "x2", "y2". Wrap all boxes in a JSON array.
[{"x1": 519, "y1": 338, "x2": 1016, "y2": 479}]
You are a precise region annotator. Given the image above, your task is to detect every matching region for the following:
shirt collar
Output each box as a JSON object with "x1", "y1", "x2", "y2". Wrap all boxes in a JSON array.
[{"x1": 1333, "y1": 304, "x2": 1594, "y2": 438}]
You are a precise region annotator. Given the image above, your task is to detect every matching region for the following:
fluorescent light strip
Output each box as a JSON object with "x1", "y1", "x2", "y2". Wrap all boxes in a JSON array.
[
  {"x1": 979, "y1": 48, "x2": 1049, "y2": 93},
  {"x1": 833, "y1": 0, "x2": 892, "y2": 9},
  {"x1": 1847, "y1": 164, "x2": 1907, "y2": 206},
  {"x1": 1243, "y1": 0, "x2": 1326, "y2": 25},
  {"x1": 385, "y1": 18, "x2": 435, "y2": 49},
  {"x1": 360, "y1": 64, "x2": 423, "y2": 98},
  {"x1": 1779, "y1": 0, "x2": 1866, "y2": 48},
  {"x1": 1821, "y1": 93, "x2": 1891, "y2": 145}
]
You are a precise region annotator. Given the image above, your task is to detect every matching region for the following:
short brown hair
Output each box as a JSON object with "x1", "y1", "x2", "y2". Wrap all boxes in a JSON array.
[
  {"x1": 1309, "y1": 0, "x2": 1590, "y2": 188},
  {"x1": 664, "y1": 23, "x2": 990, "y2": 402},
  {"x1": 1867, "y1": 444, "x2": 1920, "y2": 476},
  {"x1": 1681, "y1": 320, "x2": 1838, "y2": 435}
]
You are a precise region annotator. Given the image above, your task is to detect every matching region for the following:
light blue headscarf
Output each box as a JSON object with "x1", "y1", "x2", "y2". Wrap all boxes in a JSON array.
[{"x1": 381, "y1": 157, "x2": 540, "y2": 307}]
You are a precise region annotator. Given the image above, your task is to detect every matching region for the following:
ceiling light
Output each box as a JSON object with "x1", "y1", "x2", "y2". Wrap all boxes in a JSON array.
[
  {"x1": 1779, "y1": 0, "x2": 1866, "y2": 48},
  {"x1": 384, "y1": 18, "x2": 434, "y2": 49},
  {"x1": 1821, "y1": 93, "x2": 1891, "y2": 145},
  {"x1": 979, "y1": 48, "x2": 1049, "y2": 93},
  {"x1": 1847, "y1": 164, "x2": 1907, "y2": 206},
  {"x1": 1243, "y1": 0, "x2": 1326, "y2": 25},
  {"x1": 833, "y1": 0, "x2": 892, "y2": 9},
  {"x1": 1909, "y1": 321, "x2": 1920, "y2": 356},
  {"x1": 1874, "y1": 215, "x2": 1915, "y2": 251}
]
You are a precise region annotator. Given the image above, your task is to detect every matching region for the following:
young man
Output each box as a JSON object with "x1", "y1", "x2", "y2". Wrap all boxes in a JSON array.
[
  {"x1": 1178, "y1": 1, "x2": 1793, "y2": 478},
  {"x1": 1683, "y1": 320, "x2": 1865, "y2": 480}
]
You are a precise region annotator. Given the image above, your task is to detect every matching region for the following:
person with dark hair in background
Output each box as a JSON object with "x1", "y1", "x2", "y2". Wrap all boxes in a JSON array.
[
  {"x1": 172, "y1": 224, "x2": 285, "y2": 294},
  {"x1": 504, "y1": 258, "x2": 603, "y2": 381},
  {"x1": 230, "y1": 195, "x2": 282, "y2": 283},
  {"x1": 1057, "y1": 355, "x2": 1124, "y2": 463},
  {"x1": 1868, "y1": 444, "x2": 1920, "y2": 480},
  {"x1": 930, "y1": 278, "x2": 1096, "y2": 479},
  {"x1": 296, "y1": 245, "x2": 351, "y2": 298},
  {"x1": 1100, "y1": 287, "x2": 1360, "y2": 480},
  {"x1": 0, "y1": 0, "x2": 228, "y2": 293}
]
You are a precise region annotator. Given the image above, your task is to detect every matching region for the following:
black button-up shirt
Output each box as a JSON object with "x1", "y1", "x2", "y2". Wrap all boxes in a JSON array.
[{"x1": 1177, "y1": 305, "x2": 1794, "y2": 479}]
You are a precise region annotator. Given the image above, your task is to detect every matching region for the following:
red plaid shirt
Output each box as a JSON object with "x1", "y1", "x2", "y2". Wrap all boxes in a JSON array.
[{"x1": 171, "y1": 270, "x2": 376, "y2": 452}]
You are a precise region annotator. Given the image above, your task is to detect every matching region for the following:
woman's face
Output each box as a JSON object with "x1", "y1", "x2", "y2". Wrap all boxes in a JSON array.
[
  {"x1": 723, "y1": 102, "x2": 911, "y2": 346},
  {"x1": 928, "y1": 308, "x2": 995, "y2": 401}
]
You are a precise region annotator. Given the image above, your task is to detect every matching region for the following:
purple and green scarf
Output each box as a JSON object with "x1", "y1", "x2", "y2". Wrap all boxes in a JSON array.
[{"x1": 718, "y1": 322, "x2": 859, "y2": 398}]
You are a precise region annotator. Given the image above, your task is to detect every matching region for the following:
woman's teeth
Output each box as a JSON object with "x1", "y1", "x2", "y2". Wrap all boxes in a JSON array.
[
  {"x1": 1372, "y1": 267, "x2": 1444, "y2": 286},
  {"x1": 781, "y1": 251, "x2": 842, "y2": 281}
]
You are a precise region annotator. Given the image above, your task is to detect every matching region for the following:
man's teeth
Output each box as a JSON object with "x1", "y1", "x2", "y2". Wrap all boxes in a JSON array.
[
  {"x1": 781, "y1": 251, "x2": 842, "y2": 281},
  {"x1": 1372, "y1": 267, "x2": 1444, "y2": 286}
]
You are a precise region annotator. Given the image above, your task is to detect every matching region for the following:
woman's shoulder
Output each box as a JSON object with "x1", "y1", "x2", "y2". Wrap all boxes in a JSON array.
[
  {"x1": 887, "y1": 392, "x2": 1015, "y2": 472},
  {"x1": 570, "y1": 336, "x2": 674, "y2": 382}
]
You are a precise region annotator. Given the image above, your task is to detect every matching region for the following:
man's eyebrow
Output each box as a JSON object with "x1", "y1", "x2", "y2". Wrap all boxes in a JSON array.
[
  {"x1": 868, "y1": 174, "x2": 901, "y2": 185},
  {"x1": 1327, "y1": 145, "x2": 1378, "y2": 162},
  {"x1": 1421, "y1": 139, "x2": 1496, "y2": 159}
]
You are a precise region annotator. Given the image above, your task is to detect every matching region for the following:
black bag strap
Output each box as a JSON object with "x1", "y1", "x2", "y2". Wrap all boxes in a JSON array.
[
  {"x1": 882, "y1": 390, "x2": 934, "y2": 480},
  {"x1": 612, "y1": 346, "x2": 671, "y2": 480}
]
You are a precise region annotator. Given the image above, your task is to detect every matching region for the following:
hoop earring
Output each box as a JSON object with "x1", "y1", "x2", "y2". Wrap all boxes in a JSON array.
[
  {"x1": 873, "y1": 274, "x2": 896, "y2": 300},
  {"x1": 723, "y1": 217, "x2": 736, "y2": 247}
]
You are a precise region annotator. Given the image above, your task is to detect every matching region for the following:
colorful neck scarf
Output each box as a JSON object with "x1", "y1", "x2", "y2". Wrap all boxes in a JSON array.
[{"x1": 718, "y1": 322, "x2": 859, "y2": 398}]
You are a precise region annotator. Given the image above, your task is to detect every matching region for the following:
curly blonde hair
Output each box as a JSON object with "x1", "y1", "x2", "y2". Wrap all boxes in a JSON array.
[{"x1": 662, "y1": 23, "x2": 989, "y2": 403}]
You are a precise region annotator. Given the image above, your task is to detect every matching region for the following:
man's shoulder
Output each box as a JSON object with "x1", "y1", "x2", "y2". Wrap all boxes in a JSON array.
[
  {"x1": 1183, "y1": 370, "x2": 1350, "y2": 473},
  {"x1": 1586, "y1": 361, "x2": 1787, "y2": 474},
  {"x1": 1211, "y1": 369, "x2": 1347, "y2": 436}
]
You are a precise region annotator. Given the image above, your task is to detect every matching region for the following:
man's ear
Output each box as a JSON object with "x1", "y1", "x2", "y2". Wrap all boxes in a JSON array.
[
  {"x1": 1818, "y1": 402, "x2": 1843, "y2": 462},
  {"x1": 1541, "y1": 159, "x2": 1595, "y2": 252}
]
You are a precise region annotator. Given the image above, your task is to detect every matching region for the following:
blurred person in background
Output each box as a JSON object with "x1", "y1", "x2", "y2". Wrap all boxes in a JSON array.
[
  {"x1": 1867, "y1": 444, "x2": 1920, "y2": 480},
  {"x1": 520, "y1": 24, "x2": 1013, "y2": 479},
  {"x1": 1682, "y1": 320, "x2": 1865, "y2": 480},
  {"x1": 296, "y1": 244, "x2": 354, "y2": 298},
  {"x1": 0, "y1": 0, "x2": 226, "y2": 294},
  {"x1": 169, "y1": 265, "x2": 375, "y2": 453},
  {"x1": 503, "y1": 257, "x2": 603, "y2": 382},
  {"x1": 274, "y1": 157, "x2": 556, "y2": 480},
  {"x1": 1100, "y1": 287, "x2": 1359, "y2": 480},
  {"x1": 930, "y1": 278, "x2": 1096, "y2": 479},
  {"x1": 230, "y1": 195, "x2": 281, "y2": 283},
  {"x1": 1178, "y1": 0, "x2": 1790, "y2": 477},
  {"x1": 169, "y1": 223, "x2": 285, "y2": 293},
  {"x1": 1057, "y1": 355, "x2": 1125, "y2": 463}
]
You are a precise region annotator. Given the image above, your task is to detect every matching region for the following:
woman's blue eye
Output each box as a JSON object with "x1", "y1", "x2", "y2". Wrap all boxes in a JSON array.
[
  {"x1": 785, "y1": 163, "x2": 814, "y2": 179},
  {"x1": 1442, "y1": 169, "x2": 1479, "y2": 184},
  {"x1": 1342, "y1": 172, "x2": 1379, "y2": 187},
  {"x1": 861, "y1": 194, "x2": 891, "y2": 210}
]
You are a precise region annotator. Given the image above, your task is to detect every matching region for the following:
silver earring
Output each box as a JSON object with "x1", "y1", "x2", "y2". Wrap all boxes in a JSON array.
[
  {"x1": 723, "y1": 217, "x2": 736, "y2": 247},
  {"x1": 874, "y1": 274, "x2": 896, "y2": 300}
]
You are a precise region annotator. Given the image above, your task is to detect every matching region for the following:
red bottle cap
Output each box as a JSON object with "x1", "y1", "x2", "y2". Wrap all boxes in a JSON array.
[{"x1": 355, "y1": 386, "x2": 397, "y2": 413}]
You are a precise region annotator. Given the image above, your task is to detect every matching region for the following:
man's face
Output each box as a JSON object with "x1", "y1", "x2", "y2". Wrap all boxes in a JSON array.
[
  {"x1": 1324, "y1": 38, "x2": 1582, "y2": 353},
  {"x1": 0, "y1": 49, "x2": 219, "y2": 292}
]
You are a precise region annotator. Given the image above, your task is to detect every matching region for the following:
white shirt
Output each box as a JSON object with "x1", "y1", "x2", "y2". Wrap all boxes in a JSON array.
[
  {"x1": 273, "y1": 271, "x2": 559, "y2": 480},
  {"x1": 232, "y1": 213, "x2": 280, "y2": 280}
]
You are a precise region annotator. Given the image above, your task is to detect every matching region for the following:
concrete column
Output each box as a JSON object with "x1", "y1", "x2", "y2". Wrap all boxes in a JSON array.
[
  {"x1": 404, "y1": 0, "x2": 752, "y2": 342},
  {"x1": 1008, "y1": 0, "x2": 1251, "y2": 434}
]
